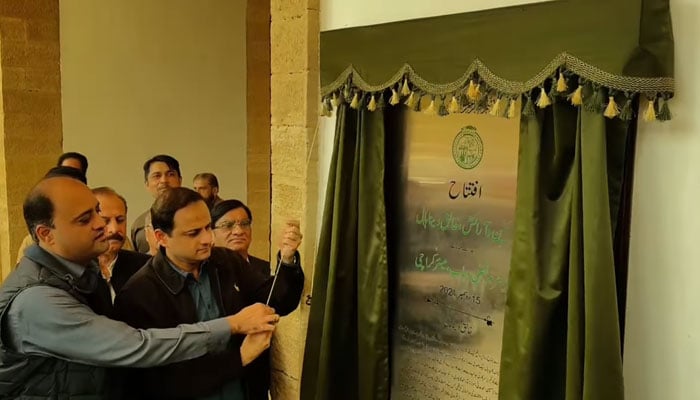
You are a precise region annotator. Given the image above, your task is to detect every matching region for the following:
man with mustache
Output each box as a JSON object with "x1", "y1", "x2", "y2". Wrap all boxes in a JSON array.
[
  {"x1": 0, "y1": 176, "x2": 281, "y2": 398},
  {"x1": 193, "y1": 172, "x2": 224, "y2": 209},
  {"x1": 131, "y1": 154, "x2": 182, "y2": 254},
  {"x1": 94, "y1": 187, "x2": 151, "y2": 299}
]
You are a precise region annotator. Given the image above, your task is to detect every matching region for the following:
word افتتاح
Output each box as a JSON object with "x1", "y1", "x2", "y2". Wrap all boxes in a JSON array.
[
  {"x1": 448, "y1": 180, "x2": 482, "y2": 200},
  {"x1": 415, "y1": 207, "x2": 505, "y2": 245}
]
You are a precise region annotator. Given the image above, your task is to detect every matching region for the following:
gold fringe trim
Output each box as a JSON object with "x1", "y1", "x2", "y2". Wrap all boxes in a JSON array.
[
  {"x1": 467, "y1": 80, "x2": 481, "y2": 102},
  {"x1": 507, "y1": 98, "x2": 517, "y2": 118},
  {"x1": 557, "y1": 72, "x2": 568, "y2": 92},
  {"x1": 389, "y1": 88, "x2": 400, "y2": 105},
  {"x1": 404, "y1": 91, "x2": 417, "y2": 108},
  {"x1": 489, "y1": 98, "x2": 502, "y2": 116},
  {"x1": 349, "y1": 92, "x2": 360, "y2": 109},
  {"x1": 401, "y1": 78, "x2": 411, "y2": 96},
  {"x1": 424, "y1": 99, "x2": 437, "y2": 115},
  {"x1": 321, "y1": 53, "x2": 674, "y2": 98},
  {"x1": 643, "y1": 98, "x2": 657, "y2": 122},
  {"x1": 536, "y1": 87, "x2": 551, "y2": 108},
  {"x1": 570, "y1": 85, "x2": 583, "y2": 106},
  {"x1": 603, "y1": 96, "x2": 620, "y2": 118},
  {"x1": 448, "y1": 96, "x2": 460, "y2": 114},
  {"x1": 367, "y1": 95, "x2": 377, "y2": 111}
]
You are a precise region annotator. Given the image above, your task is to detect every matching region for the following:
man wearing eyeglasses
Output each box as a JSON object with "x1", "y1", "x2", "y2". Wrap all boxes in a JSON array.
[
  {"x1": 209, "y1": 199, "x2": 296, "y2": 400},
  {"x1": 131, "y1": 155, "x2": 183, "y2": 254},
  {"x1": 210, "y1": 200, "x2": 271, "y2": 276}
]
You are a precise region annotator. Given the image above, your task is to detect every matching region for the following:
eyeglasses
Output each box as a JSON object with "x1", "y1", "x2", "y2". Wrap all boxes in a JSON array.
[{"x1": 214, "y1": 220, "x2": 252, "y2": 231}]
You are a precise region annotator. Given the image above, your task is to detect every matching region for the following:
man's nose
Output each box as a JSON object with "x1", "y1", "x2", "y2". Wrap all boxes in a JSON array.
[
  {"x1": 202, "y1": 230, "x2": 214, "y2": 244},
  {"x1": 105, "y1": 220, "x2": 118, "y2": 233},
  {"x1": 93, "y1": 216, "x2": 107, "y2": 230}
]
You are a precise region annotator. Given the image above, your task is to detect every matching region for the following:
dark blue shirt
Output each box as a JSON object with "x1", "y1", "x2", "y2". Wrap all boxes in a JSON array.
[{"x1": 167, "y1": 261, "x2": 244, "y2": 400}]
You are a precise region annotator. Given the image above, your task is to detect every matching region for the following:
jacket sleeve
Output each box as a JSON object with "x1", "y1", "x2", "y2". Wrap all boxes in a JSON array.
[
  {"x1": 5, "y1": 286, "x2": 231, "y2": 368},
  {"x1": 238, "y1": 251, "x2": 305, "y2": 316},
  {"x1": 113, "y1": 281, "x2": 247, "y2": 398}
]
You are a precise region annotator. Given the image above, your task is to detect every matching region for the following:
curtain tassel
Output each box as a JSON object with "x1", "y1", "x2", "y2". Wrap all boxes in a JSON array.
[
  {"x1": 619, "y1": 97, "x2": 634, "y2": 121},
  {"x1": 349, "y1": 92, "x2": 360, "y2": 109},
  {"x1": 584, "y1": 86, "x2": 604, "y2": 113},
  {"x1": 658, "y1": 95, "x2": 672, "y2": 121},
  {"x1": 401, "y1": 77, "x2": 411, "y2": 96},
  {"x1": 320, "y1": 99, "x2": 332, "y2": 117},
  {"x1": 522, "y1": 94, "x2": 536, "y2": 117},
  {"x1": 424, "y1": 98, "x2": 437, "y2": 115},
  {"x1": 438, "y1": 97, "x2": 449, "y2": 116},
  {"x1": 536, "y1": 87, "x2": 551, "y2": 108},
  {"x1": 556, "y1": 71, "x2": 568, "y2": 93},
  {"x1": 489, "y1": 98, "x2": 502, "y2": 116},
  {"x1": 331, "y1": 92, "x2": 340, "y2": 108},
  {"x1": 448, "y1": 95, "x2": 460, "y2": 114},
  {"x1": 404, "y1": 91, "x2": 417, "y2": 108},
  {"x1": 389, "y1": 88, "x2": 401, "y2": 105},
  {"x1": 467, "y1": 80, "x2": 481, "y2": 102},
  {"x1": 367, "y1": 94, "x2": 377, "y2": 111},
  {"x1": 603, "y1": 96, "x2": 620, "y2": 119},
  {"x1": 643, "y1": 97, "x2": 657, "y2": 122},
  {"x1": 507, "y1": 98, "x2": 517, "y2": 118},
  {"x1": 569, "y1": 85, "x2": 584, "y2": 106},
  {"x1": 412, "y1": 93, "x2": 423, "y2": 111}
]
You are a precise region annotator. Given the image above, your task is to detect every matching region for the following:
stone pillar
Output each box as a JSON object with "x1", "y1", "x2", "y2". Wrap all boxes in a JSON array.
[
  {"x1": 269, "y1": 0, "x2": 320, "y2": 398},
  {"x1": 0, "y1": 0, "x2": 63, "y2": 279},
  {"x1": 246, "y1": 0, "x2": 271, "y2": 259}
]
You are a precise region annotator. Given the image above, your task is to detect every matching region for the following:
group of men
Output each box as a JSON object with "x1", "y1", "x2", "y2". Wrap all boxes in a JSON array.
[{"x1": 0, "y1": 152, "x2": 305, "y2": 399}]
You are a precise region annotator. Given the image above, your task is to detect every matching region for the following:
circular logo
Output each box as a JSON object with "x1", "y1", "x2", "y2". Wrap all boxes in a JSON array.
[{"x1": 452, "y1": 126, "x2": 483, "y2": 170}]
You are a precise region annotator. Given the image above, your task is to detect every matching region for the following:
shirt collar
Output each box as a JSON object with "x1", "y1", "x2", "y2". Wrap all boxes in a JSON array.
[{"x1": 52, "y1": 252, "x2": 97, "y2": 280}]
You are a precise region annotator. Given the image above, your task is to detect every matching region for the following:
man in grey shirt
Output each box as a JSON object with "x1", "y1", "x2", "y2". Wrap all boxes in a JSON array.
[{"x1": 0, "y1": 176, "x2": 280, "y2": 399}]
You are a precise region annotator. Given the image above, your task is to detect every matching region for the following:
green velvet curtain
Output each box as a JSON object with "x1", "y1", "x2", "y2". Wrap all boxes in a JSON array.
[
  {"x1": 321, "y1": 0, "x2": 674, "y2": 93},
  {"x1": 300, "y1": 105, "x2": 391, "y2": 400},
  {"x1": 499, "y1": 101, "x2": 633, "y2": 400},
  {"x1": 309, "y1": 1, "x2": 673, "y2": 399}
]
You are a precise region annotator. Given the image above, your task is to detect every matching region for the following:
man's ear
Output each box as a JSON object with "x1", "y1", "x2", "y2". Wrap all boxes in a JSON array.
[
  {"x1": 212, "y1": 187, "x2": 219, "y2": 197},
  {"x1": 35, "y1": 225, "x2": 54, "y2": 245},
  {"x1": 154, "y1": 229, "x2": 169, "y2": 247}
]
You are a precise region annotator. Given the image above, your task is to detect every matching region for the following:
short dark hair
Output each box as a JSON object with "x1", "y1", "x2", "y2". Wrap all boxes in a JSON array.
[
  {"x1": 92, "y1": 187, "x2": 128, "y2": 212},
  {"x1": 23, "y1": 188, "x2": 54, "y2": 243},
  {"x1": 193, "y1": 173, "x2": 219, "y2": 189},
  {"x1": 44, "y1": 166, "x2": 87, "y2": 184},
  {"x1": 57, "y1": 152, "x2": 88, "y2": 174},
  {"x1": 143, "y1": 154, "x2": 181, "y2": 182},
  {"x1": 25, "y1": 169, "x2": 89, "y2": 242},
  {"x1": 210, "y1": 199, "x2": 253, "y2": 228},
  {"x1": 151, "y1": 187, "x2": 205, "y2": 235}
]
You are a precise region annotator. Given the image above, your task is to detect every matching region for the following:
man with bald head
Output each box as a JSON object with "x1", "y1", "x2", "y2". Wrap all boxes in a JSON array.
[{"x1": 0, "y1": 176, "x2": 281, "y2": 398}]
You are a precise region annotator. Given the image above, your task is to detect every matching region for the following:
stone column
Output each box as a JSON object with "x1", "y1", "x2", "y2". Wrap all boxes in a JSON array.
[
  {"x1": 0, "y1": 0, "x2": 63, "y2": 279},
  {"x1": 269, "y1": 0, "x2": 320, "y2": 398},
  {"x1": 246, "y1": 0, "x2": 271, "y2": 259}
]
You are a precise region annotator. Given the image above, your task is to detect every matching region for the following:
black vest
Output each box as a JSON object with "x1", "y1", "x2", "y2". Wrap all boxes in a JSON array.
[{"x1": 0, "y1": 245, "x2": 115, "y2": 399}]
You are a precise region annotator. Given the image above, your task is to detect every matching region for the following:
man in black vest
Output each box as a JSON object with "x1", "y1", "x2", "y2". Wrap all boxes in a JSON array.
[{"x1": 0, "y1": 176, "x2": 280, "y2": 399}]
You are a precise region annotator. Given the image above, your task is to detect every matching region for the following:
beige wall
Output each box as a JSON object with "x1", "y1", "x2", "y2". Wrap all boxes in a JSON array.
[
  {"x1": 59, "y1": 0, "x2": 247, "y2": 225},
  {"x1": 0, "y1": 0, "x2": 63, "y2": 277},
  {"x1": 623, "y1": 1, "x2": 700, "y2": 398}
]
